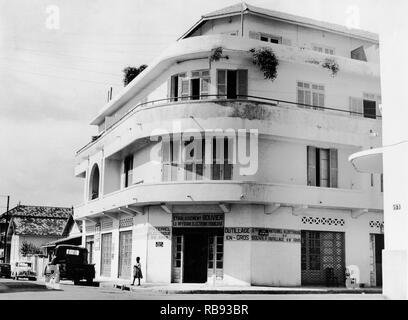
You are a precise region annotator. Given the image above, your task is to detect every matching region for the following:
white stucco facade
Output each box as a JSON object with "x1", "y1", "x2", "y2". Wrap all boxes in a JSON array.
[{"x1": 74, "y1": 3, "x2": 382, "y2": 287}]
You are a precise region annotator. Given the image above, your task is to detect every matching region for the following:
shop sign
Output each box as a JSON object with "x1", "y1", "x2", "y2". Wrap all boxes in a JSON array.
[
  {"x1": 224, "y1": 227, "x2": 251, "y2": 240},
  {"x1": 172, "y1": 213, "x2": 224, "y2": 228},
  {"x1": 224, "y1": 227, "x2": 300, "y2": 243},
  {"x1": 149, "y1": 226, "x2": 171, "y2": 240}
]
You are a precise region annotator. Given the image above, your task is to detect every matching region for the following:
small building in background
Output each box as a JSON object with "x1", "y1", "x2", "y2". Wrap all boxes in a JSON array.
[{"x1": 0, "y1": 205, "x2": 73, "y2": 268}]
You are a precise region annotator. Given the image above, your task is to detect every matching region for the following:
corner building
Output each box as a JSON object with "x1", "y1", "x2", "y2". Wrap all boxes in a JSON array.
[{"x1": 74, "y1": 3, "x2": 383, "y2": 287}]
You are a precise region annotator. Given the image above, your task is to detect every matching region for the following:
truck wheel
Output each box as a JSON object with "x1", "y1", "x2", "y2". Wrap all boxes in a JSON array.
[
  {"x1": 74, "y1": 278, "x2": 80, "y2": 285},
  {"x1": 14, "y1": 275, "x2": 18, "y2": 280},
  {"x1": 86, "y1": 277, "x2": 93, "y2": 286}
]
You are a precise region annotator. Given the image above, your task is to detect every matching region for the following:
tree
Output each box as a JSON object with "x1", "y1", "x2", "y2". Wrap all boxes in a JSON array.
[
  {"x1": 122, "y1": 65, "x2": 147, "y2": 86},
  {"x1": 20, "y1": 241, "x2": 42, "y2": 256}
]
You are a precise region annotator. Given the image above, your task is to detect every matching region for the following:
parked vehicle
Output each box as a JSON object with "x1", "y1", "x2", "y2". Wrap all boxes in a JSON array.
[
  {"x1": 0, "y1": 263, "x2": 11, "y2": 278},
  {"x1": 11, "y1": 262, "x2": 37, "y2": 280},
  {"x1": 44, "y1": 245, "x2": 95, "y2": 285}
]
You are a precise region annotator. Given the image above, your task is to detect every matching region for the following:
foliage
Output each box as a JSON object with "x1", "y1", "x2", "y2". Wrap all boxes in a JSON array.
[
  {"x1": 322, "y1": 58, "x2": 340, "y2": 77},
  {"x1": 250, "y1": 47, "x2": 279, "y2": 81},
  {"x1": 122, "y1": 64, "x2": 148, "y2": 86},
  {"x1": 20, "y1": 241, "x2": 43, "y2": 256},
  {"x1": 231, "y1": 103, "x2": 268, "y2": 120},
  {"x1": 209, "y1": 47, "x2": 224, "y2": 62}
]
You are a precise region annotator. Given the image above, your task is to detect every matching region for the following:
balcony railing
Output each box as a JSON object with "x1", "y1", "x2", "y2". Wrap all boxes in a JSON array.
[{"x1": 77, "y1": 94, "x2": 382, "y2": 155}]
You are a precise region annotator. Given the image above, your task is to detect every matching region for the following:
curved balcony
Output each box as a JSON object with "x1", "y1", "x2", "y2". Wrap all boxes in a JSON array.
[
  {"x1": 92, "y1": 34, "x2": 380, "y2": 126},
  {"x1": 75, "y1": 97, "x2": 382, "y2": 170},
  {"x1": 74, "y1": 180, "x2": 383, "y2": 220}
]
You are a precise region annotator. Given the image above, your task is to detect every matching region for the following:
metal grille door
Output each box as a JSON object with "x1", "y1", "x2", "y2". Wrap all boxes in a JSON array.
[
  {"x1": 118, "y1": 231, "x2": 133, "y2": 278},
  {"x1": 301, "y1": 231, "x2": 345, "y2": 286},
  {"x1": 101, "y1": 233, "x2": 112, "y2": 277}
]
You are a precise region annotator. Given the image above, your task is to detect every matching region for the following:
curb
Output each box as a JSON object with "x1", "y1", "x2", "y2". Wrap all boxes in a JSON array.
[{"x1": 105, "y1": 283, "x2": 382, "y2": 295}]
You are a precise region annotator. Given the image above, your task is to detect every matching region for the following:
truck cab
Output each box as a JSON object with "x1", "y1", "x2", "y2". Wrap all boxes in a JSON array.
[{"x1": 45, "y1": 245, "x2": 95, "y2": 285}]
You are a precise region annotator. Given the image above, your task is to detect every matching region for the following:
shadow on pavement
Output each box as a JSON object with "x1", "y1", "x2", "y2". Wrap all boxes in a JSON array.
[{"x1": 0, "y1": 280, "x2": 51, "y2": 293}]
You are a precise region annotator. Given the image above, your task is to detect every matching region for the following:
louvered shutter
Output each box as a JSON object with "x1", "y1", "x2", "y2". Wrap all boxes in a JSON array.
[
  {"x1": 217, "y1": 70, "x2": 227, "y2": 98},
  {"x1": 329, "y1": 149, "x2": 338, "y2": 188},
  {"x1": 307, "y1": 146, "x2": 317, "y2": 186},
  {"x1": 249, "y1": 31, "x2": 261, "y2": 40},
  {"x1": 282, "y1": 38, "x2": 292, "y2": 46},
  {"x1": 237, "y1": 69, "x2": 248, "y2": 99},
  {"x1": 349, "y1": 97, "x2": 363, "y2": 117}
]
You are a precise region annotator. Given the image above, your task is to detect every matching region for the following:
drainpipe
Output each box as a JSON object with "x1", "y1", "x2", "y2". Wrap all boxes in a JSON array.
[{"x1": 240, "y1": 3, "x2": 244, "y2": 37}]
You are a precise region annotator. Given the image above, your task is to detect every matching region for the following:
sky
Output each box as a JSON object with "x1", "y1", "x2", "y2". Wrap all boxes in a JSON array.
[{"x1": 0, "y1": 0, "x2": 382, "y2": 210}]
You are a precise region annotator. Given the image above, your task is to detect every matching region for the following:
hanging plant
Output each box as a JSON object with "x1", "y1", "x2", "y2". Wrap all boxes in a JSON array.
[
  {"x1": 209, "y1": 47, "x2": 224, "y2": 62},
  {"x1": 250, "y1": 47, "x2": 279, "y2": 81},
  {"x1": 322, "y1": 58, "x2": 340, "y2": 77}
]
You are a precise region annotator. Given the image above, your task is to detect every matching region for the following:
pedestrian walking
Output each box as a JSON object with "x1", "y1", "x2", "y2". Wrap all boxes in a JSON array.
[{"x1": 132, "y1": 257, "x2": 143, "y2": 286}]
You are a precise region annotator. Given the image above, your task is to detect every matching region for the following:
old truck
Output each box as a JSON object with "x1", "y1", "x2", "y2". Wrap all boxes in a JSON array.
[{"x1": 44, "y1": 245, "x2": 95, "y2": 285}]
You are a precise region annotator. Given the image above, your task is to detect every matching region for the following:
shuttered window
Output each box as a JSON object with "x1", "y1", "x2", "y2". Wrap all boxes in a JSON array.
[
  {"x1": 237, "y1": 69, "x2": 248, "y2": 98},
  {"x1": 349, "y1": 97, "x2": 363, "y2": 117},
  {"x1": 313, "y1": 45, "x2": 335, "y2": 55},
  {"x1": 180, "y1": 77, "x2": 190, "y2": 101},
  {"x1": 298, "y1": 82, "x2": 324, "y2": 110},
  {"x1": 307, "y1": 146, "x2": 338, "y2": 188},
  {"x1": 217, "y1": 69, "x2": 248, "y2": 99},
  {"x1": 124, "y1": 155, "x2": 133, "y2": 188}
]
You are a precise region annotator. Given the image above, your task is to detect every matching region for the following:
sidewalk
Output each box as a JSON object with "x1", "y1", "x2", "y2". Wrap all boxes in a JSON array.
[{"x1": 99, "y1": 280, "x2": 383, "y2": 295}]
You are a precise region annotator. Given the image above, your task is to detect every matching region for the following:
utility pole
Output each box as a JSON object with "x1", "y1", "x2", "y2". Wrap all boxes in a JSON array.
[{"x1": 1, "y1": 195, "x2": 9, "y2": 263}]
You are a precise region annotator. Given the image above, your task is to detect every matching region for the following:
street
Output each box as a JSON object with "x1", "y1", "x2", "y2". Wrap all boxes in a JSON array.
[{"x1": 0, "y1": 278, "x2": 385, "y2": 300}]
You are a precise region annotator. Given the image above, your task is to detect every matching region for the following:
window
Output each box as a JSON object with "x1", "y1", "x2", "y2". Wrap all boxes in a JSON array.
[
  {"x1": 312, "y1": 45, "x2": 335, "y2": 55},
  {"x1": 162, "y1": 139, "x2": 179, "y2": 182},
  {"x1": 249, "y1": 31, "x2": 281, "y2": 44},
  {"x1": 89, "y1": 164, "x2": 100, "y2": 200},
  {"x1": 124, "y1": 155, "x2": 133, "y2": 188},
  {"x1": 161, "y1": 136, "x2": 233, "y2": 181},
  {"x1": 172, "y1": 71, "x2": 210, "y2": 101},
  {"x1": 307, "y1": 146, "x2": 338, "y2": 188},
  {"x1": 351, "y1": 46, "x2": 367, "y2": 61},
  {"x1": 297, "y1": 81, "x2": 325, "y2": 109},
  {"x1": 212, "y1": 137, "x2": 233, "y2": 180},
  {"x1": 349, "y1": 94, "x2": 381, "y2": 119},
  {"x1": 217, "y1": 69, "x2": 248, "y2": 99}
]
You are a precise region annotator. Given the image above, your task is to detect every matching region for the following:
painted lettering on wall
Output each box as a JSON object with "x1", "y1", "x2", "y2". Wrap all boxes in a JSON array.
[
  {"x1": 172, "y1": 213, "x2": 224, "y2": 228},
  {"x1": 224, "y1": 227, "x2": 300, "y2": 243},
  {"x1": 149, "y1": 226, "x2": 171, "y2": 240}
]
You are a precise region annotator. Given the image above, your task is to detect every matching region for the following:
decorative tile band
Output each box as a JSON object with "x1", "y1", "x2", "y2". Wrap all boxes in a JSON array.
[
  {"x1": 369, "y1": 220, "x2": 384, "y2": 228},
  {"x1": 119, "y1": 217, "x2": 133, "y2": 228},
  {"x1": 301, "y1": 216, "x2": 345, "y2": 226}
]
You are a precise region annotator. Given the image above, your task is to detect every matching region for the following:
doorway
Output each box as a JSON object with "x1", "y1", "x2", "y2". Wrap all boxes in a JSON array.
[
  {"x1": 100, "y1": 233, "x2": 112, "y2": 277},
  {"x1": 118, "y1": 230, "x2": 133, "y2": 279},
  {"x1": 370, "y1": 233, "x2": 384, "y2": 286},
  {"x1": 183, "y1": 232, "x2": 208, "y2": 283},
  {"x1": 171, "y1": 227, "x2": 224, "y2": 283},
  {"x1": 226, "y1": 70, "x2": 237, "y2": 99},
  {"x1": 191, "y1": 78, "x2": 200, "y2": 100}
]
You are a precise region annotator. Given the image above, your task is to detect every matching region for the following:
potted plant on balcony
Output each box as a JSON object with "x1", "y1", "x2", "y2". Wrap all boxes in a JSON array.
[
  {"x1": 322, "y1": 58, "x2": 340, "y2": 77},
  {"x1": 250, "y1": 47, "x2": 279, "y2": 81}
]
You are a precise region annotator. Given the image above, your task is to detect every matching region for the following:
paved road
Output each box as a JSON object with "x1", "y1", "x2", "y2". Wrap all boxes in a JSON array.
[{"x1": 0, "y1": 278, "x2": 385, "y2": 300}]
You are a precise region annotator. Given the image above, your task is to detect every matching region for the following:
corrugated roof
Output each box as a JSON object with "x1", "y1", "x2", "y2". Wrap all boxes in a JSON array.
[{"x1": 182, "y1": 2, "x2": 378, "y2": 42}]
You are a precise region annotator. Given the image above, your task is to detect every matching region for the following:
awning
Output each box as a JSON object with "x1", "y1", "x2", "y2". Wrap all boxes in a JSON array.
[
  {"x1": 42, "y1": 234, "x2": 82, "y2": 248},
  {"x1": 349, "y1": 147, "x2": 383, "y2": 174}
]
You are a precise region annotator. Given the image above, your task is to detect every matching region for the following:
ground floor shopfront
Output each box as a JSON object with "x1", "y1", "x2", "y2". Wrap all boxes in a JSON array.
[{"x1": 81, "y1": 204, "x2": 383, "y2": 287}]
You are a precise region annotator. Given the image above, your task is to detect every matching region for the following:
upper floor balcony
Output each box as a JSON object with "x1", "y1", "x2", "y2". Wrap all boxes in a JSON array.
[
  {"x1": 75, "y1": 95, "x2": 382, "y2": 167},
  {"x1": 90, "y1": 34, "x2": 380, "y2": 130}
]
